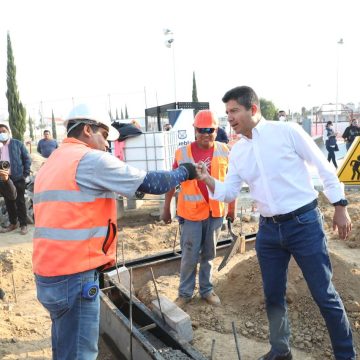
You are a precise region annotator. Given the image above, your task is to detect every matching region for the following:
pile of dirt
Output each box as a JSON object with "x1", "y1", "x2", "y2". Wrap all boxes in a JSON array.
[
  {"x1": 0, "y1": 247, "x2": 52, "y2": 359},
  {"x1": 138, "y1": 252, "x2": 360, "y2": 359},
  {"x1": 136, "y1": 191, "x2": 360, "y2": 359}
]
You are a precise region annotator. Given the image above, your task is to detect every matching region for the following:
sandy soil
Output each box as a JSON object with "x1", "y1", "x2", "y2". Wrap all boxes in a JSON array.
[{"x1": 0, "y1": 189, "x2": 359, "y2": 359}]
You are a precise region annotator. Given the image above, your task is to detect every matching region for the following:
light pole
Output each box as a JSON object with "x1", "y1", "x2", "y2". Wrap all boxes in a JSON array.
[
  {"x1": 163, "y1": 29, "x2": 177, "y2": 104},
  {"x1": 335, "y1": 38, "x2": 344, "y2": 128}
]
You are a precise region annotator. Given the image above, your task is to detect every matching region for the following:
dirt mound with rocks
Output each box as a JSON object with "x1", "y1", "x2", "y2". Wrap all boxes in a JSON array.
[{"x1": 138, "y1": 251, "x2": 360, "y2": 359}]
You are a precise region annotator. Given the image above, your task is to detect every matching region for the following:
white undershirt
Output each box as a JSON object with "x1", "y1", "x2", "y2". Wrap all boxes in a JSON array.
[{"x1": 210, "y1": 118, "x2": 344, "y2": 217}]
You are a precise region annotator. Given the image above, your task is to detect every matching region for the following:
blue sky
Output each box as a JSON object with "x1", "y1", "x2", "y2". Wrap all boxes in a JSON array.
[{"x1": 0, "y1": 0, "x2": 359, "y2": 122}]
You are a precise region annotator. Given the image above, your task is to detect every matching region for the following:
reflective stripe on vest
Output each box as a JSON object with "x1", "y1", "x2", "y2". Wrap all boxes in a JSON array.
[
  {"x1": 183, "y1": 194, "x2": 203, "y2": 202},
  {"x1": 34, "y1": 189, "x2": 116, "y2": 204},
  {"x1": 34, "y1": 226, "x2": 108, "y2": 241},
  {"x1": 178, "y1": 146, "x2": 192, "y2": 164}
]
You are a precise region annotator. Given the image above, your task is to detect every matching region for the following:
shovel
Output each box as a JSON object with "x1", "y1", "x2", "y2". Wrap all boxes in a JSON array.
[{"x1": 218, "y1": 217, "x2": 246, "y2": 272}]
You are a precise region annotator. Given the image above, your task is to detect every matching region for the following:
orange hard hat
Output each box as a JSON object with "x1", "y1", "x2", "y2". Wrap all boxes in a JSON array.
[{"x1": 193, "y1": 110, "x2": 218, "y2": 128}]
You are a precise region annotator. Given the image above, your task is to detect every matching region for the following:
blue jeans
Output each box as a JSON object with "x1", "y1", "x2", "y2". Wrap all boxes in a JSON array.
[
  {"x1": 35, "y1": 269, "x2": 100, "y2": 360},
  {"x1": 256, "y1": 207, "x2": 355, "y2": 359},
  {"x1": 179, "y1": 216, "x2": 223, "y2": 298}
]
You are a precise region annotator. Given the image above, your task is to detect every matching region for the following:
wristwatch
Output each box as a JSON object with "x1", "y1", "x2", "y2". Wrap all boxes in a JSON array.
[{"x1": 332, "y1": 199, "x2": 348, "y2": 207}]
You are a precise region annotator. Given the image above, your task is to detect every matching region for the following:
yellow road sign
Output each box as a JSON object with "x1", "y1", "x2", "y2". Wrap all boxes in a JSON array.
[{"x1": 337, "y1": 136, "x2": 360, "y2": 185}]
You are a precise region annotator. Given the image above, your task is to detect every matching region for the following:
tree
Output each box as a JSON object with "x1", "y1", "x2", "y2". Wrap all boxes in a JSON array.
[
  {"x1": 51, "y1": 109, "x2": 57, "y2": 140},
  {"x1": 115, "y1": 108, "x2": 119, "y2": 120},
  {"x1": 125, "y1": 105, "x2": 129, "y2": 119},
  {"x1": 192, "y1": 71, "x2": 198, "y2": 102},
  {"x1": 28, "y1": 116, "x2": 34, "y2": 141},
  {"x1": 260, "y1": 98, "x2": 278, "y2": 120},
  {"x1": 121, "y1": 108, "x2": 124, "y2": 120},
  {"x1": 6, "y1": 32, "x2": 26, "y2": 141}
]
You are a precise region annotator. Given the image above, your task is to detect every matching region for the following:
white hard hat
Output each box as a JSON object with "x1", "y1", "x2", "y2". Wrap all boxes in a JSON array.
[{"x1": 64, "y1": 104, "x2": 119, "y2": 141}]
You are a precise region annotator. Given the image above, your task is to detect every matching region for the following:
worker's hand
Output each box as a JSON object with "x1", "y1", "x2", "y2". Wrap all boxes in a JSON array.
[
  {"x1": 161, "y1": 208, "x2": 172, "y2": 224},
  {"x1": 226, "y1": 200, "x2": 237, "y2": 223},
  {"x1": 196, "y1": 161, "x2": 210, "y2": 181},
  {"x1": 179, "y1": 163, "x2": 197, "y2": 180},
  {"x1": 333, "y1": 206, "x2": 352, "y2": 240},
  {"x1": 0, "y1": 169, "x2": 9, "y2": 181}
]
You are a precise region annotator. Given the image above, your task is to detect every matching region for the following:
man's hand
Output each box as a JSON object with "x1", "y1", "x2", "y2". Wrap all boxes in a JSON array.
[
  {"x1": 195, "y1": 161, "x2": 209, "y2": 181},
  {"x1": 179, "y1": 163, "x2": 197, "y2": 180},
  {"x1": 161, "y1": 208, "x2": 172, "y2": 224},
  {"x1": 196, "y1": 161, "x2": 216, "y2": 193},
  {"x1": 333, "y1": 206, "x2": 352, "y2": 240},
  {"x1": 0, "y1": 169, "x2": 9, "y2": 182},
  {"x1": 226, "y1": 200, "x2": 237, "y2": 223}
]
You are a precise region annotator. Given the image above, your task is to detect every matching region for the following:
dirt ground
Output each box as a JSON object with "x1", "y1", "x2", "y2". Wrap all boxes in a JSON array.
[{"x1": 0, "y1": 188, "x2": 359, "y2": 359}]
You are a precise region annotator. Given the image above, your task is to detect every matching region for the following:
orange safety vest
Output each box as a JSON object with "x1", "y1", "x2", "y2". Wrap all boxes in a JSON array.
[
  {"x1": 176, "y1": 142, "x2": 229, "y2": 221},
  {"x1": 32, "y1": 138, "x2": 117, "y2": 276}
]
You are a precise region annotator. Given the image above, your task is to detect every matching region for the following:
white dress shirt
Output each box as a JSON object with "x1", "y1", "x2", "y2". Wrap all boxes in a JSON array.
[{"x1": 211, "y1": 118, "x2": 344, "y2": 217}]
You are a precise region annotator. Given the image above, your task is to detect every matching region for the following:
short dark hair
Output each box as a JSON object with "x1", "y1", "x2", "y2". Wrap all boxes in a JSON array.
[
  {"x1": 67, "y1": 121, "x2": 100, "y2": 138},
  {"x1": 0, "y1": 124, "x2": 10, "y2": 131},
  {"x1": 222, "y1": 86, "x2": 260, "y2": 110},
  {"x1": 327, "y1": 121, "x2": 333, "y2": 126},
  {"x1": 43, "y1": 130, "x2": 50, "y2": 135}
]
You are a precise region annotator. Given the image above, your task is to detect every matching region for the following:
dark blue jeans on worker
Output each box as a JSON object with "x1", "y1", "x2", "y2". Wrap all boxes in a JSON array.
[
  {"x1": 256, "y1": 207, "x2": 355, "y2": 360},
  {"x1": 35, "y1": 269, "x2": 100, "y2": 360}
]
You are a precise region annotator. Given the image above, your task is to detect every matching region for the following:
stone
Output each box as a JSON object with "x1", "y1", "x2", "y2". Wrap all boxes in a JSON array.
[
  {"x1": 345, "y1": 301, "x2": 360, "y2": 312},
  {"x1": 152, "y1": 295, "x2": 193, "y2": 342}
]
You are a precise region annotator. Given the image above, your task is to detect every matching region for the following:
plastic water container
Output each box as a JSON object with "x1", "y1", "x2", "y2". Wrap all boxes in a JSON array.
[{"x1": 123, "y1": 131, "x2": 178, "y2": 171}]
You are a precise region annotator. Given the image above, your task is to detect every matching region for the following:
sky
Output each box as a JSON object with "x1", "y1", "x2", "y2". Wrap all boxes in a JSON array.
[{"x1": 0, "y1": 0, "x2": 359, "y2": 123}]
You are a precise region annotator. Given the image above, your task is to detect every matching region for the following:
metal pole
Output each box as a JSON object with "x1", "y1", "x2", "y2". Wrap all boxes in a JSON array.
[
  {"x1": 150, "y1": 267, "x2": 166, "y2": 324},
  {"x1": 232, "y1": 321, "x2": 241, "y2": 360},
  {"x1": 172, "y1": 44, "x2": 177, "y2": 104},
  {"x1": 210, "y1": 339, "x2": 216, "y2": 359},
  {"x1": 129, "y1": 267, "x2": 133, "y2": 360},
  {"x1": 335, "y1": 38, "x2": 344, "y2": 130}
]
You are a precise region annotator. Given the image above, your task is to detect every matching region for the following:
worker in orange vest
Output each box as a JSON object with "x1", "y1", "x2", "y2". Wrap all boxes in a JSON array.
[
  {"x1": 32, "y1": 104, "x2": 197, "y2": 360},
  {"x1": 162, "y1": 110, "x2": 235, "y2": 307}
]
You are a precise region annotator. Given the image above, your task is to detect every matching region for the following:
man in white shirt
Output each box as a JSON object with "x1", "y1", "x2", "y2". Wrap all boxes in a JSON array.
[{"x1": 196, "y1": 86, "x2": 355, "y2": 360}]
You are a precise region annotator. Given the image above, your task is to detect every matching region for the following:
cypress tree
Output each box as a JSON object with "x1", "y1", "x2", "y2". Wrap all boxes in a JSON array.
[
  {"x1": 51, "y1": 109, "x2": 57, "y2": 140},
  {"x1": 6, "y1": 32, "x2": 26, "y2": 141},
  {"x1": 115, "y1": 108, "x2": 119, "y2": 120},
  {"x1": 28, "y1": 116, "x2": 34, "y2": 141},
  {"x1": 192, "y1": 71, "x2": 198, "y2": 102},
  {"x1": 121, "y1": 108, "x2": 124, "y2": 120},
  {"x1": 125, "y1": 105, "x2": 129, "y2": 119}
]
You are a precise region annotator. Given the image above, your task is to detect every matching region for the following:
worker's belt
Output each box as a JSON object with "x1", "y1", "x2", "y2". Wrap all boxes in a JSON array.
[{"x1": 261, "y1": 199, "x2": 318, "y2": 223}]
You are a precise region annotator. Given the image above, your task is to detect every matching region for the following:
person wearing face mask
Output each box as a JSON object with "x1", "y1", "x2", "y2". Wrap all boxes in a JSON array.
[
  {"x1": 32, "y1": 104, "x2": 197, "y2": 360},
  {"x1": 342, "y1": 118, "x2": 360, "y2": 151},
  {"x1": 324, "y1": 121, "x2": 338, "y2": 169},
  {"x1": 278, "y1": 110, "x2": 287, "y2": 122},
  {"x1": 0, "y1": 124, "x2": 31, "y2": 234}
]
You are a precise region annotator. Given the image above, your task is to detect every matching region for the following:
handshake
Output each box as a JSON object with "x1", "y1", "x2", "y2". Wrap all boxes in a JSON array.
[{"x1": 179, "y1": 162, "x2": 209, "y2": 181}]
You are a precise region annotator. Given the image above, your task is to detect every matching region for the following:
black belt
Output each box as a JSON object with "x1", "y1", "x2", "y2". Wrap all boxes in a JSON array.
[{"x1": 261, "y1": 199, "x2": 318, "y2": 223}]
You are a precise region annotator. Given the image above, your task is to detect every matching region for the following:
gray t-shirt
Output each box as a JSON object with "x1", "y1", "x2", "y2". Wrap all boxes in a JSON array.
[{"x1": 76, "y1": 150, "x2": 146, "y2": 197}]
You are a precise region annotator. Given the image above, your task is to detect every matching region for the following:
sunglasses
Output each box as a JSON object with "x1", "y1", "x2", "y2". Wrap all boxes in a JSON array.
[{"x1": 196, "y1": 128, "x2": 216, "y2": 134}]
